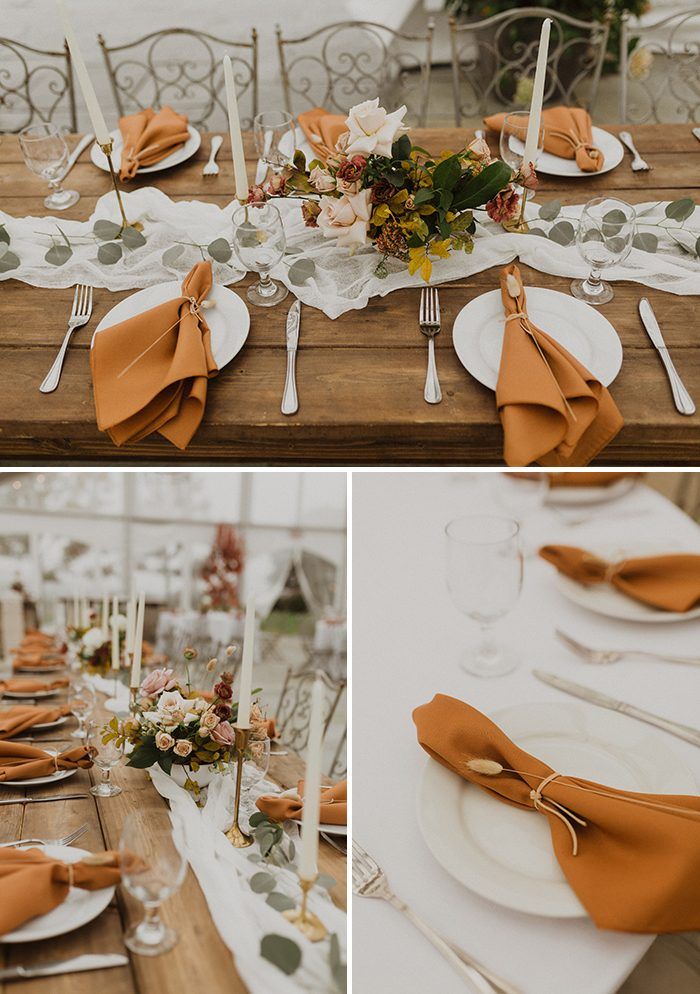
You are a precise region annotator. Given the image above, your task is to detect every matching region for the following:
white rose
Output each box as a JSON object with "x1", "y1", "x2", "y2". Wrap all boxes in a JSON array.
[
  {"x1": 173, "y1": 739, "x2": 193, "y2": 757},
  {"x1": 309, "y1": 165, "x2": 336, "y2": 193},
  {"x1": 155, "y1": 731, "x2": 174, "y2": 751},
  {"x1": 344, "y1": 99, "x2": 408, "y2": 157},
  {"x1": 201, "y1": 711, "x2": 220, "y2": 730},
  {"x1": 82, "y1": 627, "x2": 106, "y2": 651},
  {"x1": 317, "y1": 190, "x2": 372, "y2": 249}
]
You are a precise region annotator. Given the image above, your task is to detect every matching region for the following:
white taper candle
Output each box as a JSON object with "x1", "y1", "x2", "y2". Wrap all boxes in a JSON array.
[
  {"x1": 522, "y1": 18, "x2": 552, "y2": 171},
  {"x1": 223, "y1": 54, "x2": 249, "y2": 202},
  {"x1": 101, "y1": 595, "x2": 109, "y2": 637},
  {"x1": 299, "y1": 676, "x2": 324, "y2": 879},
  {"x1": 236, "y1": 596, "x2": 255, "y2": 727},
  {"x1": 130, "y1": 591, "x2": 145, "y2": 689},
  {"x1": 111, "y1": 596, "x2": 119, "y2": 670},
  {"x1": 56, "y1": 0, "x2": 111, "y2": 146}
]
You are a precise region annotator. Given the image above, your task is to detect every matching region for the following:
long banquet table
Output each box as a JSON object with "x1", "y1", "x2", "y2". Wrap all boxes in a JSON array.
[{"x1": 1, "y1": 126, "x2": 699, "y2": 465}]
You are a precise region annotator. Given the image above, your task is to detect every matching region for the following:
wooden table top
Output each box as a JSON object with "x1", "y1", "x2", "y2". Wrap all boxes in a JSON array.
[
  {"x1": 0, "y1": 688, "x2": 346, "y2": 994},
  {"x1": 1, "y1": 125, "x2": 699, "y2": 465}
]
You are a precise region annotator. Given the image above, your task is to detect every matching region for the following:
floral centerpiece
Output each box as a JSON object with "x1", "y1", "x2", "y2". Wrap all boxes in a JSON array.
[{"x1": 74, "y1": 616, "x2": 126, "y2": 676}]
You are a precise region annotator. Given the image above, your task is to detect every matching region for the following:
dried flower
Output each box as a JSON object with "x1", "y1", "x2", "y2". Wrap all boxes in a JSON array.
[
  {"x1": 220, "y1": 670, "x2": 234, "y2": 685},
  {"x1": 516, "y1": 160, "x2": 538, "y2": 191},
  {"x1": 214, "y1": 680, "x2": 233, "y2": 700},
  {"x1": 213, "y1": 702, "x2": 232, "y2": 720},
  {"x1": 183, "y1": 647, "x2": 198, "y2": 661},
  {"x1": 309, "y1": 165, "x2": 335, "y2": 193},
  {"x1": 302, "y1": 200, "x2": 321, "y2": 228},
  {"x1": 211, "y1": 720, "x2": 235, "y2": 745},
  {"x1": 466, "y1": 758, "x2": 504, "y2": 775},
  {"x1": 266, "y1": 173, "x2": 287, "y2": 196},
  {"x1": 374, "y1": 221, "x2": 409, "y2": 262},
  {"x1": 370, "y1": 178, "x2": 395, "y2": 205},
  {"x1": 225, "y1": 645, "x2": 236, "y2": 657},
  {"x1": 155, "y1": 731, "x2": 175, "y2": 751},
  {"x1": 206, "y1": 657, "x2": 218, "y2": 672},
  {"x1": 245, "y1": 185, "x2": 267, "y2": 204},
  {"x1": 486, "y1": 186, "x2": 520, "y2": 223},
  {"x1": 336, "y1": 154, "x2": 367, "y2": 194},
  {"x1": 174, "y1": 739, "x2": 193, "y2": 757}
]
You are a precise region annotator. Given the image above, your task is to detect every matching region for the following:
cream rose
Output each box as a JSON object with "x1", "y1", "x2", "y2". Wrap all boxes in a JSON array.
[
  {"x1": 317, "y1": 190, "x2": 372, "y2": 249},
  {"x1": 155, "y1": 731, "x2": 175, "y2": 751},
  {"x1": 173, "y1": 739, "x2": 193, "y2": 757},
  {"x1": 344, "y1": 99, "x2": 408, "y2": 157},
  {"x1": 309, "y1": 165, "x2": 336, "y2": 193},
  {"x1": 201, "y1": 711, "x2": 220, "y2": 730}
]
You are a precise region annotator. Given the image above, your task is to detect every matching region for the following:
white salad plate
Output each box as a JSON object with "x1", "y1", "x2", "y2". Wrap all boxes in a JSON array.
[
  {"x1": 13, "y1": 665, "x2": 65, "y2": 674},
  {"x1": 29, "y1": 715, "x2": 69, "y2": 731},
  {"x1": 545, "y1": 476, "x2": 638, "y2": 505},
  {"x1": 279, "y1": 787, "x2": 347, "y2": 837},
  {"x1": 1, "y1": 688, "x2": 61, "y2": 699},
  {"x1": 90, "y1": 125, "x2": 201, "y2": 174},
  {"x1": 509, "y1": 126, "x2": 624, "y2": 177}
]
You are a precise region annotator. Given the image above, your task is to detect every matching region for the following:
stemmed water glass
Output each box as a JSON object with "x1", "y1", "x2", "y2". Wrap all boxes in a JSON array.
[
  {"x1": 254, "y1": 111, "x2": 295, "y2": 177},
  {"x1": 444, "y1": 515, "x2": 523, "y2": 678},
  {"x1": 232, "y1": 202, "x2": 289, "y2": 307},
  {"x1": 18, "y1": 123, "x2": 80, "y2": 211},
  {"x1": 499, "y1": 111, "x2": 545, "y2": 195},
  {"x1": 490, "y1": 473, "x2": 549, "y2": 555},
  {"x1": 88, "y1": 723, "x2": 123, "y2": 797},
  {"x1": 241, "y1": 737, "x2": 271, "y2": 805},
  {"x1": 69, "y1": 676, "x2": 97, "y2": 739},
  {"x1": 119, "y1": 814, "x2": 187, "y2": 956},
  {"x1": 571, "y1": 197, "x2": 636, "y2": 305}
]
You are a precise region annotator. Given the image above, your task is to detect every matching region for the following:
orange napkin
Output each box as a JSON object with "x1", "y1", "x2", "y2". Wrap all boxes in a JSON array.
[
  {"x1": 0, "y1": 677, "x2": 69, "y2": 695},
  {"x1": 0, "y1": 705, "x2": 72, "y2": 740},
  {"x1": 496, "y1": 264, "x2": 623, "y2": 466},
  {"x1": 414, "y1": 694, "x2": 700, "y2": 933},
  {"x1": 484, "y1": 106, "x2": 604, "y2": 172},
  {"x1": 256, "y1": 779, "x2": 347, "y2": 825},
  {"x1": 90, "y1": 261, "x2": 218, "y2": 450},
  {"x1": 540, "y1": 545, "x2": 700, "y2": 612},
  {"x1": 118, "y1": 105, "x2": 190, "y2": 181},
  {"x1": 547, "y1": 472, "x2": 639, "y2": 488},
  {"x1": 297, "y1": 107, "x2": 347, "y2": 161},
  {"x1": 0, "y1": 742, "x2": 93, "y2": 781},
  {"x1": 0, "y1": 847, "x2": 121, "y2": 936},
  {"x1": 12, "y1": 653, "x2": 65, "y2": 672}
]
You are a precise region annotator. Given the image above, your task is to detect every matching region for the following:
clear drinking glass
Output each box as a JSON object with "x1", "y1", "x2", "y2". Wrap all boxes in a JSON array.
[
  {"x1": 241, "y1": 736, "x2": 271, "y2": 802},
  {"x1": 499, "y1": 111, "x2": 544, "y2": 193},
  {"x1": 571, "y1": 197, "x2": 636, "y2": 305},
  {"x1": 120, "y1": 814, "x2": 187, "y2": 956},
  {"x1": 88, "y1": 724, "x2": 123, "y2": 797},
  {"x1": 232, "y1": 202, "x2": 289, "y2": 307},
  {"x1": 18, "y1": 123, "x2": 80, "y2": 211},
  {"x1": 69, "y1": 676, "x2": 97, "y2": 739},
  {"x1": 253, "y1": 110, "x2": 295, "y2": 176},
  {"x1": 445, "y1": 515, "x2": 523, "y2": 678},
  {"x1": 491, "y1": 473, "x2": 549, "y2": 555}
]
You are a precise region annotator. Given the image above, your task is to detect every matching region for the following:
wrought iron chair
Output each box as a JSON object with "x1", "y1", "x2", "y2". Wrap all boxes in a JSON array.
[
  {"x1": 0, "y1": 37, "x2": 76, "y2": 133},
  {"x1": 97, "y1": 28, "x2": 258, "y2": 131},
  {"x1": 328, "y1": 726, "x2": 347, "y2": 780},
  {"x1": 620, "y1": 9, "x2": 700, "y2": 124},
  {"x1": 276, "y1": 19, "x2": 434, "y2": 126},
  {"x1": 275, "y1": 666, "x2": 346, "y2": 758},
  {"x1": 449, "y1": 9, "x2": 610, "y2": 125}
]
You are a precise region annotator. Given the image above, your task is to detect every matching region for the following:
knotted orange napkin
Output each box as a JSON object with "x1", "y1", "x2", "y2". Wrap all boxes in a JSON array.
[
  {"x1": 414, "y1": 694, "x2": 700, "y2": 933},
  {"x1": 496, "y1": 264, "x2": 623, "y2": 466},
  {"x1": 0, "y1": 677, "x2": 69, "y2": 695},
  {"x1": 0, "y1": 742, "x2": 93, "y2": 781},
  {"x1": 0, "y1": 705, "x2": 72, "y2": 740},
  {"x1": 547, "y1": 472, "x2": 639, "y2": 488},
  {"x1": 256, "y1": 779, "x2": 347, "y2": 825},
  {"x1": 484, "y1": 106, "x2": 604, "y2": 172},
  {"x1": 12, "y1": 653, "x2": 65, "y2": 672},
  {"x1": 118, "y1": 105, "x2": 190, "y2": 181},
  {"x1": 540, "y1": 545, "x2": 700, "y2": 612},
  {"x1": 297, "y1": 107, "x2": 347, "y2": 161},
  {"x1": 90, "y1": 261, "x2": 218, "y2": 449},
  {"x1": 0, "y1": 847, "x2": 121, "y2": 936}
]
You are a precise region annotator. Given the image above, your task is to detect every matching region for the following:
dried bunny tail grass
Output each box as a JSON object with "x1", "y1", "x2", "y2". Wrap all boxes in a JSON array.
[
  {"x1": 466, "y1": 758, "x2": 504, "y2": 775},
  {"x1": 505, "y1": 273, "x2": 521, "y2": 298}
]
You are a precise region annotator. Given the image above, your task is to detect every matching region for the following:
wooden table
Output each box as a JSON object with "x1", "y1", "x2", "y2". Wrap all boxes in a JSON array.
[
  {"x1": 0, "y1": 690, "x2": 346, "y2": 994},
  {"x1": 1, "y1": 126, "x2": 699, "y2": 465}
]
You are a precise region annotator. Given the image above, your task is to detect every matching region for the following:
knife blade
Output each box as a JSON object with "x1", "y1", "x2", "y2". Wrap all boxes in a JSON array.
[
  {"x1": 693, "y1": 127, "x2": 700, "y2": 143},
  {"x1": 533, "y1": 669, "x2": 700, "y2": 747},
  {"x1": 59, "y1": 133, "x2": 94, "y2": 181},
  {"x1": 0, "y1": 793, "x2": 89, "y2": 805},
  {"x1": 639, "y1": 298, "x2": 695, "y2": 415},
  {"x1": 281, "y1": 298, "x2": 300, "y2": 415},
  {"x1": 0, "y1": 954, "x2": 128, "y2": 981}
]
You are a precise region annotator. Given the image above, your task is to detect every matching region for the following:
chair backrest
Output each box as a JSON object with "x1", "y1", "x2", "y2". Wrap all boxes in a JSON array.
[
  {"x1": 0, "y1": 37, "x2": 76, "y2": 134},
  {"x1": 328, "y1": 726, "x2": 347, "y2": 780},
  {"x1": 275, "y1": 666, "x2": 346, "y2": 756},
  {"x1": 449, "y1": 8, "x2": 610, "y2": 126},
  {"x1": 276, "y1": 19, "x2": 434, "y2": 126},
  {"x1": 97, "y1": 27, "x2": 258, "y2": 130},
  {"x1": 620, "y1": 9, "x2": 700, "y2": 124}
]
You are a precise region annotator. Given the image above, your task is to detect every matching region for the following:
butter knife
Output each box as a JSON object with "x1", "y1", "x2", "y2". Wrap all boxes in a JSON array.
[
  {"x1": 60, "y1": 133, "x2": 94, "y2": 181},
  {"x1": 639, "y1": 298, "x2": 695, "y2": 415},
  {"x1": 534, "y1": 670, "x2": 700, "y2": 747},
  {"x1": 0, "y1": 793, "x2": 89, "y2": 805},
  {"x1": 0, "y1": 954, "x2": 128, "y2": 981},
  {"x1": 281, "y1": 298, "x2": 300, "y2": 415},
  {"x1": 692, "y1": 127, "x2": 700, "y2": 143}
]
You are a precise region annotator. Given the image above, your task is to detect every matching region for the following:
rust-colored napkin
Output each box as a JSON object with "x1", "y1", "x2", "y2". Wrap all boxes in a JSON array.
[
  {"x1": 484, "y1": 106, "x2": 604, "y2": 172},
  {"x1": 256, "y1": 779, "x2": 347, "y2": 825},
  {"x1": 0, "y1": 847, "x2": 121, "y2": 936},
  {"x1": 496, "y1": 264, "x2": 623, "y2": 466},
  {"x1": 0, "y1": 677, "x2": 69, "y2": 695},
  {"x1": 414, "y1": 694, "x2": 700, "y2": 933},
  {"x1": 0, "y1": 742, "x2": 93, "y2": 781},
  {"x1": 118, "y1": 105, "x2": 190, "y2": 181},
  {"x1": 297, "y1": 107, "x2": 347, "y2": 161},
  {"x1": 0, "y1": 705, "x2": 72, "y2": 740},
  {"x1": 12, "y1": 653, "x2": 65, "y2": 672},
  {"x1": 90, "y1": 261, "x2": 218, "y2": 450},
  {"x1": 547, "y1": 472, "x2": 639, "y2": 488},
  {"x1": 540, "y1": 545, "x2": 700, "y2": 612}
]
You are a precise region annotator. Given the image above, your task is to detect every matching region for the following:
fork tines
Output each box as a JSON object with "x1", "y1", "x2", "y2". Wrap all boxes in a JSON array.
[
  {"x1": 73, "y1": 283, "x2": 93, "y2": 320},
  {"x1": 419, "y1": 286, "x2": 441, "y2": 329}
]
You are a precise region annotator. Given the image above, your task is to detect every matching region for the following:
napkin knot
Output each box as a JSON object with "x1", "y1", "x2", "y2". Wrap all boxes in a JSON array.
[
  {"x1": 581, "y1": 554, "x2": 627, "y2": 585},
  {"x1": 529, "y1": 772, "x2": 587, "y2": 856}
]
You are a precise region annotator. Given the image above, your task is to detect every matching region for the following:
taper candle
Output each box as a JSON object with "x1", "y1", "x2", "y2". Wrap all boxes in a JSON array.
[
  {"x1": 130, "y1": 591, "x2": 145, "y2": 689},
  {"x1": 72, "y1": 596, "x2": 79, "y2": 628},
  {"x1": 223, "y1": 54, "x2": 249, "y2": 202},
  {"x1": 110, "y1": 596, "x2": 119, "y2": 670},
  {"x1": 522, "y1": 18, "x2": 551, "y2": 171},
  {"x1": 101, "y1": 594, "x2": 109, "y2": 637},
  {"x1": 56, "y1": 0, "x2": 110, "y2": 146},
  {"x1": 236, "y1": 596, "x2": 255, "y2": 727},
  {"x1": 299, "y1": 676, "x2": 324, "y2": 879}
]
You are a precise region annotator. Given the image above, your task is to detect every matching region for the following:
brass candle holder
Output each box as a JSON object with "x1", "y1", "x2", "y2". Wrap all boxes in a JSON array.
[
  {"x1": 99, "y1": 139, "x2": 143, "y2": 234},
  {"x1": 283, "y1": 874, "x2": 328, "y2": 942},
  {"x1": 225, "y1": 726, "x2": 253, "y2": 848},
  {"x1": 502, "y1": 187, "x2": 530, "y2": 235},
  {"x1": 128, "y1": 685, "x2": 138, "y2": 714}
]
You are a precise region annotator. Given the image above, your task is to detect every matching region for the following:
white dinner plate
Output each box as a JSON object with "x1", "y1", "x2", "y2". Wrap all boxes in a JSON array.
[
  {"x1": 29, "y1": 715, "x2": 69, "y2": 731},
  {"x1": 509, "y1": 126, "x2": 624, "y2": 177},
  {"x1": 1, "y1": 688, "x2": 61, "y2": 699},
  {"x1": 0, "y1": 845, "x2": 116, "y2": 943},
  {"x1": 13, "y1": 665, "x2": 66, "y2": 674},
  {"x1": 279, "y1": 787, "x2": 347, "y2": 837},
  {"x1": 0, "y1": 749, "x2": 78, "y2": 787},
  {"x1": 417, "y1": 701, "x2": 696, "y2": 918},
  {"x1": 452, "y1": 287, "x2": 623, "y2": 391},
  {"x1": 545, "y1": 476, "x2": 638, "y2": 506},
  {"x1": 92, "y1": 281, "x2": 250, "y2": 373},
  {"x1": 90, "y1": 125, "x2": 201, "y2": 174}
]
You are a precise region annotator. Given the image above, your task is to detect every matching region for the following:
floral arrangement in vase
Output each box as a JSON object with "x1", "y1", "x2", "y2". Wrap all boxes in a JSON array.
[{"x1": 75, "y1": 617, "x2": 126, "y2": 676}]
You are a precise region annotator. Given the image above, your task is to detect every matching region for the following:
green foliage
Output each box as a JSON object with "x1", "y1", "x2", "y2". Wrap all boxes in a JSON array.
[
  {"x1": 260, "y1": 934, "x2": 302, "y2": 976},
  {"x1": 451, "y1": 160, "x2": 513, "y2": 211}
]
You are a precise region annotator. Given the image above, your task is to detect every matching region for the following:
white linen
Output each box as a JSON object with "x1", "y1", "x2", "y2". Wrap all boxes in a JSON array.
[{"x1": 352, "y1": 474, "x2": 700, "y2": 994}]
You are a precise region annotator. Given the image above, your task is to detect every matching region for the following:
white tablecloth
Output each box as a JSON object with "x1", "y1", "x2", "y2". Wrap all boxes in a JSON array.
[{"x1": 353, "y1": 473, "x2": 700, "y2": 994}]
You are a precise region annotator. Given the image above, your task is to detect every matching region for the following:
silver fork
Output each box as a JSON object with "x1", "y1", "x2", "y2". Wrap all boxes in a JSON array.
[
  {"x1": 419, "y1": 286, "x2": 442, "y2": 404},
  {"x1": 353, "y1": 842, "x2": 519, "y2": 994},
  {"x1": 619, "y1": 131, "x2": 651, "y2": 172},
  {"x1": 203, "y1": 135, "x2": 223, "y2": 176},
  {"x1": 39, "y1": 284, "x2": 93, "y2": 393},
  {"x1": 556, "y1": 629, "x2": 700, "y2": 667},
  {"x1": 0, "y1": 823, "x2": 88, "y2": 849},
  {"x1": 549, "y1": 506, "x2": 651, "y2": 527}
]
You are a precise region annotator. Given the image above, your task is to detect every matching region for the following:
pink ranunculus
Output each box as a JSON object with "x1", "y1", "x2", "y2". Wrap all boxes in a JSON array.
[
  {"x1": 140, "y1": 668, "x2": 176, "y2": 697},
  {"x1": 309, "y1": 165, "x2": 336, "y2": 193},
  {"x1": 211, "y1": 720, "x2": 235, "y2": 746},
  {"x1": 344, "y1": 99, "x2": 408, "y2": 157},
  {"x1": 486, "y1": 186, "x2": 521, "y2": 223},
  {"x1": 317, "y1": 190, "x2": 372, "y2": 249}
]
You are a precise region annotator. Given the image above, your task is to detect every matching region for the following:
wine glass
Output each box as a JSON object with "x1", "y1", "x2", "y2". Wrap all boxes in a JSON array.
[
  {"x1": 571, "y1": 197, "x2": 636, "y2": 305},
  {"x1": 445, "y1": 515, "x2": 523, "y2": 678},
  {"x1": 254, "y1": 110, "x2": 295, "y2": 177},
  {"x1": 490, "y1": 473, "x2": 549, "y2": 555},
  {"x1": 88, "y1": 723, "x2": 123, "y2": 797},
  {"x1": 119, "y1": 814, "x2": 187, "y2": 956},
  {"x1": 232, "y1": 202, "x2": 289, "y2": 307},
  {"x1": 18, "y1": 123, "x2": 80, "y2": 211},
  {"x1": 69, "y1": 676, "x2": 97, "y2": 739},
  {"x1": 498, "y1": 111, "x2": 544, "y2": 194},
  {"x1": 241, "y1": 736, "x2": 271, "y2": 804}
]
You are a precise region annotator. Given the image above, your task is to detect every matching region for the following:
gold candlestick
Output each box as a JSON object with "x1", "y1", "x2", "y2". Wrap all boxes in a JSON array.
[
  {"x1": 98, "y1": 139, "x2": 143, "y2": 234},
  {"x1": 225, "y1": 726, "x2": 253, "y2": 848},
  {"x1": 128, "y1": 685, "x2": 138, "y2": 715},
  {"x1": 283, "y1": 875, "x2": 328, "y2": 942},
  {"x1": 502, "y1": 187, "x2": 530, "y2": 235}
]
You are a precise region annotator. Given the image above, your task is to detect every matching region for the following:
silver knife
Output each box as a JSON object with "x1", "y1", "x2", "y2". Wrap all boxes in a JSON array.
[
  {"x1": 281, "y1": 298, "x2": 300, "y2": 415},
  {"x1": 0, "y1": 954, "x2": 128, "y2": 981},
  {"x1": 639, "y1": 298, "x2": 695, "y2": 415},
  {"x1": 534, "y1": 669, "x2": 700, "y2": 747},
  {"x1": 0, "y1": 793, "x2": 89, "y2": 805},
  {"x1": 59, "y1": 133, "x2": 94, "y2": 181},
  {"x1": 693, "y1": 127, "x2": 700, "y2": 143}
]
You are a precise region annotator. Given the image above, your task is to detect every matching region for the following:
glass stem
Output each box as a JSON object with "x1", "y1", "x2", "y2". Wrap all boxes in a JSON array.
[
  {"x1": 102, "y1": 769, "x2": 110, "y2": 786},
  {"x1": 257, "y1": 270, "x2": 276, "y2": 298},
  {"x1": 475, "y1": 624, "x2": 501, "y2": 670},
  {"x1": 583, "y1": 267, "x2": 604, "y2": 295}
]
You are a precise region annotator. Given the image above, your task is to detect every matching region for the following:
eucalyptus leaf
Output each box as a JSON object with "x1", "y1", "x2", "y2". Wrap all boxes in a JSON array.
[
  {"x1": 121, "y1": 225, "x2": 146, "y2": 249},
  {"x1": 98, "y1": 242, "x2": 123, "y2": 265},
  {"x1": 601, "y1": 209, "x2": 627, "y2": 233},
  {"x1": 0, "y1": 243, "x2": 8, "y2": 259},
  {"x1": 162, "y1": 244, "x2": 185, "y2": 267},
  {"x1": 93, "y1": 219, "x2": 122, "y2": 241},
  {"x1": 287, "y1": 839, "x2": 295, "y2": 861},
  {"x1": 607, "y1": 235, "x2": 627, "y2": 255},
  {"x1": 548, "y1": 220, "x2": 576, "y2": 246},
  {"x1": 0, "y1": 225, "x2": 9, "y2": 245},
  {"x1": 260, "y1": 934, "x2": 302, "y2": 976},
  {"x1": 207, "y1": 237, "x2": 232, "y2": 263},
  {"x1": 0, "y1": 250, "x2": 20, "y2": 273},
  {"x1": 526, "y1": 227, "x2": 548, "y2": 237},
  {"x1": 538, "y1": 200, "x2": 561, "y2": 222},
  {"x1": 284, "y1": 245, "x2": 303, "y2": 255},
  {"x1": 247, "y1": 853, "x2": 263, "y2": 863},
  {"x1": 696, "y1": 235, "x2": 700, "y2": 258},
  {"x1": 250, "y1": 871, "x2": 276, "y2": 893},
  {"x1": 633, "y1": 232, "x2": 658, "y2": 252},
  {"x1": 288, "y1": 258, "x2": 315, "y2": 286},
  {"x1": 266, "y1": 891, "x2": 296, "y2": 912},
  {"x1": 330, "y1": 933, "x2": 347, "y2": 993},
  {"x1": 249, "y1": 811, "x2": 268, "y2": 828},
  {"x1": 45, "y1": 244, "x2": 73, "y2": 266},
  {"x1": 665, "y1": 198, "x2": 695, "y2": 223},
  {"x1": 55, "y1": 225, "x2": 71, "y2": 248},
  {"x1": 316, "y1": 873, "x2": 336, "y2": 891}
]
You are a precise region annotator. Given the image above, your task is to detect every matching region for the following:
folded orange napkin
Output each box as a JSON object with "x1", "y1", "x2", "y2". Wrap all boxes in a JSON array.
[
  {"x1": 90, "y1": 261, "x2": 218, "y2": 450},
  {"x1": 0, "y1": 677, "x2": 69, "y2": 695},
  {"x1": 414, "y1": 694, "x2": 700, "y2": 933},
  {"x1": 484, "y1": 106, "x2": 604, "y2": 172},
  {"x1": 0, "y1": 847, "x2": 121, "y2": 936},
  {"x1": 256, "y1": 779, "x2": 347, "y2": 825},
  {"x1": 12, "y1": 653, "x2": 65, "y2": 672},
  {"x1": 540, "y1": 545, "x2": 700, "y2": 612},
  {"x1": 118, "y1": 105, "x2": 190, "y2": 181},
  {"x1": 297, "y1": 107, "x2": 347, "y2": 161},
  {"x1": 0, "y1": 705, "x2": 71, "y2": 740},
  {"x1": 0, "y1": 742, "x2": 93, "y2": 781},
  {"x1": 496, "y1": 264, "x2": 623, "y2": 466},
  {"x1": 547, "y1": 472, "x2": 639, "y2": 488}
]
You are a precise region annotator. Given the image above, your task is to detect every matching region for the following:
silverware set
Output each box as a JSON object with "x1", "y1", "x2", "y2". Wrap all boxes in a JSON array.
[
  {"x1": 619, "y1": 131, "x2": 651, "y2": 171},
  {"x1": 39, "y1": 283, "x2": 94, "y2": 394},
  {"x1": 0, "y1": 793, "x2": 89, "y2": 807},
  {"x1": 419, "y1": 286, "x2": 442, "y2": 404},
  {"x1": 0, "y1": 954, "x2": 129, "y2": 982},
  {"x1": 0, "y1": 823, "x2": 88, "y2": 847},
  {"x1": 557, "y1": 629, "x2": 700, "y2": 667}
]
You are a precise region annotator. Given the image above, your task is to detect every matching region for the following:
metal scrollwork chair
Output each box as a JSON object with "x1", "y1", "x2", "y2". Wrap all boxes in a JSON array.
[
  {"x1": 97, "y1": 28, "x2": 258, "y2": 131},
  {"x1": 276, "y1": 19, "x2": 435, "y2": 126},
  {"x1": 620, "y1": 9, "x2": 700, "y2": 124},
  {"x1": 328, "y1": 726, "x2": 347, "y2": 780},
  {"x1": 0, "y1": 38, "x2": 76, "y2": 134},
  {"x1": 449, "y1": 9, "x2": 610, "y2": 125},
  {"x1": 275, "y1": 667, "x2": 346, "y2": 758}
]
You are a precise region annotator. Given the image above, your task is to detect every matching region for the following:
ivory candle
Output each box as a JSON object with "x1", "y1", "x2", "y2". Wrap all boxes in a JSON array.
[
  {"x1": 299, "y1": 676, "x2": 324, "y2": 879},
  {"x1": 130, "y1": 591, "x2": 145, "y2": 689},
  {"x1": 125, "y1": 595, "x2": 136, "y2": 653},
  {"x1": 81, "y1": 598, "x2": 90, "y2": 628},
  {"x1": 236, "y1": 596, "x2": 255, "y2": 727},
  {"x1": 101, "y1": 594, "x2": 109, "y2": 637},
  {"x1": 522, "y1": 18, "x2": 552, "y2": 171},
  {"x1": 56, "y1": 0, "x2": 111, "y2": 146},
  {"x1": 110, "y1": 596, "x2": 119, "y2": 670},
  {"x1": 223, "y1": 54, "x2": 249, "y2": 202}
]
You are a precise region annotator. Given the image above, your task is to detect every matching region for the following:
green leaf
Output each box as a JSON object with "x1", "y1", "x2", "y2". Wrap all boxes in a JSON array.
[
  {"x1": 55, "y1": 225, "x2": 71, "y2": 248},
  {"x1": 156, "y1": 752, "x2": 173, "y2": 775},
  {"x1": 266, "y1": 891, "x2": 296, "y2": 912},
  {"x1": 431, "y1": 154, "x2": 462, "y2": 193},
  {"x1": 98, "y1": 242, "x2": 123, "y2": 265},
  {"x1": 527, "y1": 227, "x2": 548, "y2": 237},
  {"x1": 284, "y1": 245, "x2": 303, "y2": 255},
  {"x1": 317, "y1": 873, "x2": 336, "y2": 891},
  {"x1": 0, "y1": 225, "x2": 10, "y2": 246},
  {"x1": 602, "y1": 209, "x2": 628, "y2": 233},
  {"x1": 548, "y1": 220, "x2": 576, "y2": 246},
  {"x1": 633, "y1": 232, "x2": 658, "y2": 252},
  {"x1": 260, "y1": 934, "x2": 302, "y2": 976},
  {"x1": 665, "y1": 198, "x2": 695, "y2": 223},
  {"x1": 538, "y1": 200, "x2": 562, "y2": 222},
  {"x1": 292, "y1": 149, "x2": 307, "y2": 172},
  {"x1": 288, "y1": 258, "x2": 315, "y2": 285},
  {"x1": 121, "y1": 225, "x2": 146, "y2": 249},
  {"x1": 45, "y1": 244, "x2": 72, "y2": 266},
  {"x1": 696, "y1": 235, "x2": 700, "y2": 258},
  {"x1": 0, "y1": 250, "x2": 20, "y2": 273},
  {"x1": 412, "y1": 188, "x2": 434, "y2": 206},
  {"x1": 391, "y1": 134, "x2": 411, "y2": 161},
  {"x1": 451, "y1": 160, "x2": 513, "y2": 211},
  {"x1": 93, "y1": 219, "x2": 123, "y2": 241},
  {"x1": 207, "y1": 237, "x2": 232, "y2": 263},
  {"x1": 250, "y1": 871, "x2": 276, "y2": 893},
  {"x1": 330, "y1": 933, "x2": 347, "y2": 993},
  {"x1": 249, "y1": 811, "x2": 269, "y2": 828},
  {"x1": 162, "y1": 244, "x2": 185, "y2": 267},
  {"x1": 126, "y1": 743, "x2": 159, "y2": 768}
]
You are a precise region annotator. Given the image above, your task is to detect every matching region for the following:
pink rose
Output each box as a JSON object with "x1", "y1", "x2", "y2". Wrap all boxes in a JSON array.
[
  {"x1": 155, "y1": 731, "x2": 174, "y2": 751},
  {"x1": 309, "y1": 166, "x2": 336, "y2": 193},
  {"x1": 211, "y1": 720, "x2": 235, "y2": 746},
  {"x1": 173, "y1": 739, "x2": 193, "y2": 757},
  {"x1": 317, "y1": 190, "x2": 372, "y2": 249},
  {"x1": 516, "y1": 160, "x2": 538, "y2": 191},
  {"x1": 486, "y1": 187, "x2": 520, "y2": 223},
  {"x1": 466, "y1": 137, "x2": 492, "y2": 163},
  {"x1": 140, "y1": 668, "x2": 176, "y2": 697},
  {"x1": 201, "y1": 711, "x2": 219, "y2": 730},
  {"x1": 336, "y1": 155, "x2": 367, "y2": 195}
]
